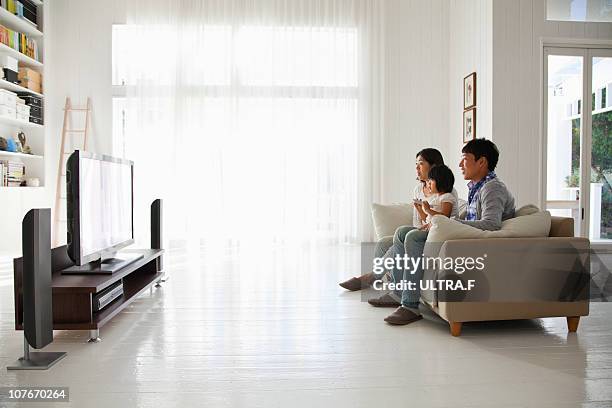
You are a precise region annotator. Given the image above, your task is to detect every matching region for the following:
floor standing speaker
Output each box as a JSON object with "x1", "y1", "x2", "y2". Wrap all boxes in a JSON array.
[
  {"x1": 7, "y1": 209, "x2": 66, "y2": 370},
  {"x1": 151, "y1": 199, "x2": 163, "y2": 271}
]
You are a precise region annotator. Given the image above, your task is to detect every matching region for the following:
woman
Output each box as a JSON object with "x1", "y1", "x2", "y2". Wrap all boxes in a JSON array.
[{"x1": 339, "y1": 148, "x2": 446, "y2": 296}]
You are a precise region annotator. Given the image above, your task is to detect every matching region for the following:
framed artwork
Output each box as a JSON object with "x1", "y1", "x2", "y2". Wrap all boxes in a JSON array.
[
  {"x1": 463, "y1": 108, "x2": 476, "y2": 143},
  {"x1": 464, "y1": 72, "x2": 476, "y2": 109}
]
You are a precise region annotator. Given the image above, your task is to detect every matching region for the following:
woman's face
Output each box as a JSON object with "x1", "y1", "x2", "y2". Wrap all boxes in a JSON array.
[{"x1": 415, "y1": 156, "x2": 431, "y2": 182}]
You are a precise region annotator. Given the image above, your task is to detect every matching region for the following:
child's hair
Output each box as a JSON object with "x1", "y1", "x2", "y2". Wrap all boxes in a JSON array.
[{"x1": 428, "y1": 164, "x2": 455, "y2": 194}]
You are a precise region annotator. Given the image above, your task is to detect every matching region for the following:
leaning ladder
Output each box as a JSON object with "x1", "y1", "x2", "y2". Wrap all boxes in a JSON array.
[{"x1": 53, "y1": 97, "x2": 92, "y2": 246}]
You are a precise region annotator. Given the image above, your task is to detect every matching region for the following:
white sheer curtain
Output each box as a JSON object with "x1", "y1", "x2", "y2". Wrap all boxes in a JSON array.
[{"x1": 114, "y1": 0, "x2": 384, "y2": 250}]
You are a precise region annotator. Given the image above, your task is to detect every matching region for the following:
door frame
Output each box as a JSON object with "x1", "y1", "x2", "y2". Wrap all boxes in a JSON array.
[{"x1": 540, "y1": 39, "x2": 612, "y2": 247}]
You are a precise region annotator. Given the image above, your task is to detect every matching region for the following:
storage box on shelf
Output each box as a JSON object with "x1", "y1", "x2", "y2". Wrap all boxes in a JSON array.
[
  {"x1": 17, "y1": 66, "x2": 40, "y2": 92},
  {"x1": 16, "y1": 91, "x2": 40, "y2": 124},
  {"x1": 0, "y1": 88, "x2": 36, "y2": 124},
  {"x1": 16, "y1": 98, "x2": 28, "y2": 120},
  {"x1": 0, "y1": 88, "x2": 16, "y2": 119},
  {"x1": 7, "y1": 1, "x2": 37, "y2": 24},
  {"x1": 0, "y1": 54, "x2": 16, "y2": 70},
  {"x1": 0, "y1": 87, "x2": 16, "y2": 105}
]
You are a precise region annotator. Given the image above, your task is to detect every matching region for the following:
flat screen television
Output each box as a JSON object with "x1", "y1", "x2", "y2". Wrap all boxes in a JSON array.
[{"x1": 63, "y1": 150, "x2": 141, "y2": 274}]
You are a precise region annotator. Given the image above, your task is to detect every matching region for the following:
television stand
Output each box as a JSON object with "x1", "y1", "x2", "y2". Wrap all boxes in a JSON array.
[
  {"x1": 13, "y1": 199, "x2": 164, "y2": 343},
  {"x1": 13, "y1": 247, "x2": 164, "y2": 342},
  {"x1": 61, "y1": 252, "x2": 144, "y2": 275}
]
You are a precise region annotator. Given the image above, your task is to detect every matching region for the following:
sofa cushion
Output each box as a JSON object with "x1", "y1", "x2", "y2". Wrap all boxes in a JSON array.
[
  {"x1": 371, "y1": 203, "x2": 413, "y2": 240},
  {"x1": 549, "y1": 216, "x2": 574, "y2": 237},
  {"x1": 515, "y1": 204, "x2": 539, "y2": 217},
  {"x1": 426, "y1": 210, "x2": 552, "y2": 243}
]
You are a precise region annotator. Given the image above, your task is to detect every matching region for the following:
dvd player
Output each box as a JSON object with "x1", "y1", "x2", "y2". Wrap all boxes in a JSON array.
[{"x1": 93, "y1": 281, "x2": 124, "y2": 312}]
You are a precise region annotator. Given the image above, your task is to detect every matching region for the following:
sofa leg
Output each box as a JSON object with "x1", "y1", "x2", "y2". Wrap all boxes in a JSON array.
[
  {"x1": 567, "y1": 316, "x2": 580, "y2": 333},
  {"x1": 450, "y1": 322, "x2": 462, "y2": 337}
]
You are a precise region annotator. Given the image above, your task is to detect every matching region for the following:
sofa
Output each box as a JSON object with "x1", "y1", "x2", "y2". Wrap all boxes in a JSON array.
[{"x1": 371, "y1": 203, "x2": 590, "y2": 337}]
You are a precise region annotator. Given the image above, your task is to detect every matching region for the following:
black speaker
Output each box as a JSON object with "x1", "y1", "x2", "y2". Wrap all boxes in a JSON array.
[
  {"x1": 65, "y1": 151, "x2": 80, "y2": 262},
  {"x1": 151, "y1": 199, "x2": 163, "y2": 270},
  {"x1": 22, "y1": 209, "x2": 53, "y2": 349},
  {"x1": 9, "y1": 209, "x2": 66, "y2": 370}
]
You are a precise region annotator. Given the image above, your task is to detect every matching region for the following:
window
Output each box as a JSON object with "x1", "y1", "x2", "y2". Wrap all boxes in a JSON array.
[
  {"x1": 111, "y1": 23, "x2": 362, "y2": 246},
  {"x1": 547, "y1": 0, "x2": 612, "y2": 22}
]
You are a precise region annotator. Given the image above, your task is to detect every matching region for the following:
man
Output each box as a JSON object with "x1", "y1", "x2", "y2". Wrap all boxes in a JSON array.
[{"x1": 382, "y1": 138, "x2": 516, "y2": 325}]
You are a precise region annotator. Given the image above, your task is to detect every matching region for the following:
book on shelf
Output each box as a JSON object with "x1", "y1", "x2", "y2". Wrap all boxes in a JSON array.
[
  {"x1": 0, "y1": 22, "x2": 39, "y2": 61},
  {"x1": 0, "y1": 159, "x2": 24, "y2": 186}
]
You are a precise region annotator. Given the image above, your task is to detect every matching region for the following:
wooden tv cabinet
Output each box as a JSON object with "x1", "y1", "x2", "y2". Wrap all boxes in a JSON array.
[{"x1": 14, "y1": 245, "x2": 164, "y2": 341}]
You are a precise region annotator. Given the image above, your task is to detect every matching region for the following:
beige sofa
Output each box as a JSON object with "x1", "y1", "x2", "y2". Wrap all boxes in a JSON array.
[{"x1": 420, "y1": 216, "x2": 590, "y2": 336}]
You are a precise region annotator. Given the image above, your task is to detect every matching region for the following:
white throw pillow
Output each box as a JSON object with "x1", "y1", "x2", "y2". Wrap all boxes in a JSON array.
[
  {"x1": 515, "y1": 204, "x2": 540, "y2": 217},
  {"x1": 426, "y1": 210, "x2": 552, "y2": 243},
  {"x1": 371, "y1": 203, "x2": 414, "y2": 240}
]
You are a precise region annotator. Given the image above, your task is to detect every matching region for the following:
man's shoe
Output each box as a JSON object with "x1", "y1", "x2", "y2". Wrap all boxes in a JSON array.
[
  {"x1": 339, "y1": 272, "x2": 376, "y2": 291},
  {"x1": 367, "y1": 293, "x2": 401, "y2": 307},
  {"x1": 384, "y1": 306, "x2": 423, "y2": 325}
]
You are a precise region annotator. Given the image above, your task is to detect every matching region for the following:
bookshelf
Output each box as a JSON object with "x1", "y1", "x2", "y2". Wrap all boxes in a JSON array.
[
  {"x1": 0, "y1": 6, "x2": 42, "y2": 37},
  {"x1": 0, "y1": 77, "x2": 42, "y2": 96},
  {"x1": 0, "y1": 114, "x2": 42, "y2": 128},
  {"x1": 0, "y1": 42, "x2": 42, "y2": 66},
  {"x1": 0, "y1": 0, "x2": 44, "y2": 189},
  {"x1": 0, "y1": 150, "x2": 42, "y2": 159}
]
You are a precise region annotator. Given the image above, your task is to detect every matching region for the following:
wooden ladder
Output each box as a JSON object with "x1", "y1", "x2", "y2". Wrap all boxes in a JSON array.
[{"x1": 53, "y1": 97, "x2": 92, "y2": 246}]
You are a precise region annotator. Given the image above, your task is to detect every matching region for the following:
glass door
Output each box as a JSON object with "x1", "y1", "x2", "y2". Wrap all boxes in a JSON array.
[
  {"x1": 544, "y1": 48, "x2": 585, "y2": 237},
  {"x1": 589, "y1": 50, "x2": 612, "y2": 243},
  {"x1": 544, "y1": 47, "x2": 612, "y2": 244}
]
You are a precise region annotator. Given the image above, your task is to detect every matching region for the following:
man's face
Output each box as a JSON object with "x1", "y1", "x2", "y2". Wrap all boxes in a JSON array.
[{"x1": 459, "y1": 153, "x2": 481, "y2": 180}]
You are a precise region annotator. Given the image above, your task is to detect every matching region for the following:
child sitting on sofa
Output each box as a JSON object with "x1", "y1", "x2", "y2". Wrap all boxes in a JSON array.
[
  {"x1": 381, "y1": 164, "x2": 458, "y2": 325},
  {"x1": 413, "y1": 164, "x2": 458, "y2": 230}
]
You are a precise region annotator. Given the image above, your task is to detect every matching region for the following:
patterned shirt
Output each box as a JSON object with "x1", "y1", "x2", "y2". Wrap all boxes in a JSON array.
[{"x1": 466, "y1": 171, "x2": 497, "y2": 221}]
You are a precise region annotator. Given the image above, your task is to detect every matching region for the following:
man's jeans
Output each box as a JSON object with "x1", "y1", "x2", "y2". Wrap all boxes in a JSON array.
[{"x1": 375, "y1": 226, "x2": 427, "y2": 309}]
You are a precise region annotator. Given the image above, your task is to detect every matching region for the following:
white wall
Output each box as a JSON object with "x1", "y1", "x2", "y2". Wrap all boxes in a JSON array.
[
  {"x1": 448, "y1": 0, "x2": 493, "y2": 199},
  {"x1": 0, "y1": 0, "x2": 125, "y2": 254},
  {"x1": 491, "y1": 0, "x2": 612, "y2": 206},
  {"x1": 382, "y1": 0, "x2": 450, "y2": 203}
]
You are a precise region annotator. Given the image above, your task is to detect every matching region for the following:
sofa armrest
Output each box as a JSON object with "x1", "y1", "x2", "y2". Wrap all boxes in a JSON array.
[{"x1": 420, "y1": 237, "x2": 590, "y2": 307}]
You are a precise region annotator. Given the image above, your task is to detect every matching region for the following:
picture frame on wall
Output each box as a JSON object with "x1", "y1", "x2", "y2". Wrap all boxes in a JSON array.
[
  {"x1": 464, "y1": 72, "x2": 476, "y2": 109},
  {"x1": 463, "y1": 108, "x2": 476, "y2": 143}
]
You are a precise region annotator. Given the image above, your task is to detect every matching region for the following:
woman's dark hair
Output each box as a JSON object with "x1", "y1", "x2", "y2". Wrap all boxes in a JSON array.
[
  {"x1": 416, "y1": 148, "x2": 444, "y2": 167},
  {"x1": 427, "y1": 164, "x2": 455, "y2": 194},
  {"x1": 462, "y1": 138, "x2": 499, "y2": 171}
]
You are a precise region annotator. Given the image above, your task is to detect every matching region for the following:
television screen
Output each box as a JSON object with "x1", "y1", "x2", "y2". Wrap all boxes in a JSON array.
[{"x1": 67, "y1": 151, "x2": 134, "y2": 265}]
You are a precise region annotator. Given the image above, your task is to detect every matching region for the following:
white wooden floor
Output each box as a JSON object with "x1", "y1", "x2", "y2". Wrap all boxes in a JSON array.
[{"x1": 1, "y1": 244, "x2": 612, "y2": 408}]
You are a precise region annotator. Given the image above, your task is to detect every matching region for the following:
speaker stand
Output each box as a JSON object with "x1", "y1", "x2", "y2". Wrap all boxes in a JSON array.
[
  {"x1": 88, "y1": 329, "x2": 101, "y2": 343},
  {"x1": 7, "y1": 337, "x2": 66, "y2": 370},
  {"x1": 155, "y1": 273, "x2": 168, "y2": 287}
]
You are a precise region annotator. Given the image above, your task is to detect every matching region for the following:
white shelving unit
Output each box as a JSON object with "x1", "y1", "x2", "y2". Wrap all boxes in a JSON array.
[
  {"x1": 0, "y1": 115, "x2": 43, "y2": 129},
  {"x1": 0, "y1": 7, "x2": 42, "y2": 38},
  {"x1": 0, "y1": 1, "x2": 44, "y2": 190},
  {"x1": 0, "y1": 150, "x2": 42, "y2": 160},
  {"x1": 0, "y1": 78, "x2": 42, "y2": 97}
]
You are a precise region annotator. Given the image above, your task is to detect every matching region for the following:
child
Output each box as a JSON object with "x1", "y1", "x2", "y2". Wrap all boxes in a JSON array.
[{"x1": 413, "y1": 164, "x2": 457, "y2": 229}]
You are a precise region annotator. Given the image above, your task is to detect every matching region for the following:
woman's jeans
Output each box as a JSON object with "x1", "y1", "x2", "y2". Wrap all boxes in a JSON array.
[{"x1": 375, "y1": 226, "x2": 428, "y2": 309}]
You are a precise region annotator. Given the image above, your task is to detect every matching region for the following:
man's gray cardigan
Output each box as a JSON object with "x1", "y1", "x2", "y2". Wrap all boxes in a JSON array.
[{"x1": 457, "y1": 178, "x2": 515, "y2": 231}]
